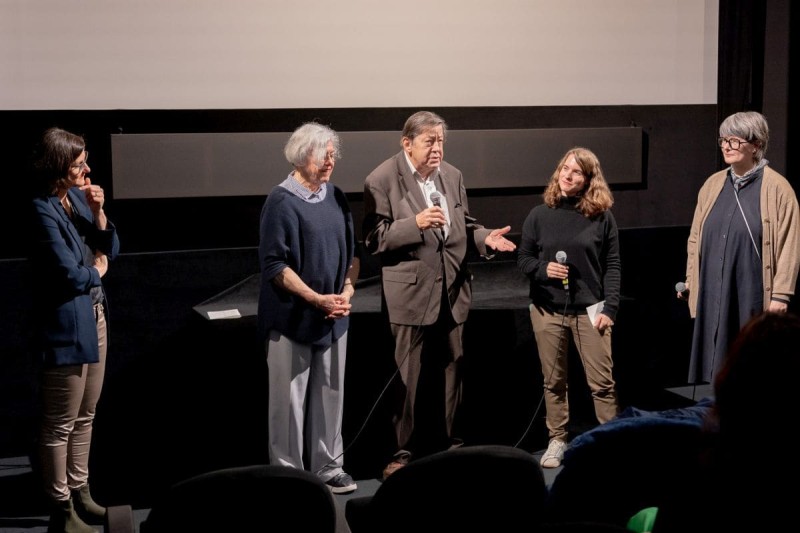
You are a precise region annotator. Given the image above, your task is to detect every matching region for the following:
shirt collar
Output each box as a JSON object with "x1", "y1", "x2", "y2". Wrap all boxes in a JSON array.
[
  {"x1": 404, "y1": 152, "x2": 439, "y2": 183},
  {"x1": 280, "y1": 173, "x2": 327, "y2": 202}
]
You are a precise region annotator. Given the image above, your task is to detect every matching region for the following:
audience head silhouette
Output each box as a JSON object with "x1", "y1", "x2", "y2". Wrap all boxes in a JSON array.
[
  {"x1": 654, "y1": 311, "x2": 800, "y2": 532},
  {"x1": 712, "y1": 310, "x2": 800, "y2": 454}
]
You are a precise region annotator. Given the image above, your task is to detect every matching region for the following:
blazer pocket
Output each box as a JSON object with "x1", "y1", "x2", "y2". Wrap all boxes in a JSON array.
[
  {"x1": 44, "y1": 306, "x2": 77, "y2": 347},
  {"x1": 383, "y1": 269, "x2": 417, "y2": 285}
]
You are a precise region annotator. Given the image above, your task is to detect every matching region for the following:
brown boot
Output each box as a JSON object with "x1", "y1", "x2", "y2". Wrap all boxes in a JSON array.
[
  {"x1": 47, "y1": 498, "x2": 98, "y2": 533},
  {"x1": 71, "y1": 484, "x2": 106, "y2": 525}
]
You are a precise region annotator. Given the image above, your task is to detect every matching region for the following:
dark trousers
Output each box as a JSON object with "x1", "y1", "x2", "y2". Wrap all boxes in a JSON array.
[{"x1": 390, "y1": 304, "x2": 464, "y2": 459}]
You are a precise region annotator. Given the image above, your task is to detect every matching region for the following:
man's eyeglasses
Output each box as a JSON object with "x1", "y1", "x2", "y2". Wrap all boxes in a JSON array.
[
  {"x1": 718, "y1": 137, "x2": 749, "y2": 150},
  {"x1": 70, "y1": 152, "x2": 89, "y2": 171}
]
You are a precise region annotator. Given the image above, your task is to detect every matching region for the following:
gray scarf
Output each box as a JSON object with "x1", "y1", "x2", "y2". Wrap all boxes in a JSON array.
[{"x1": 730, "y1": 158, "x2": 768, "y2": 190}]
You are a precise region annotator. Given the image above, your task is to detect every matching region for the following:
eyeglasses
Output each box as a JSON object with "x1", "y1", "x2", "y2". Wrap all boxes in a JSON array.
[
  {"x1": 70, "y1": 151, "x2": 89, "y2": 171},
  {"x1": 718, "y1": 137, "x2": 749, "y2": 150}
]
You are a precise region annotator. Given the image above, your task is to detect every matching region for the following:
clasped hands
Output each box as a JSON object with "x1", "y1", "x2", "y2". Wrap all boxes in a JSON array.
[{"x1": 316, "y1": 292, "x2": 352, "y2": 319}]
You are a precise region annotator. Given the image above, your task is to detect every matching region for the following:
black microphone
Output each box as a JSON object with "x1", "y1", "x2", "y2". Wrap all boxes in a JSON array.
[
  {"x1": 675, "y1": 282, "x2": 689, "y2": 297},
  {"x1": 556, "y1": 251, "x2": 569, "y2": 290}
]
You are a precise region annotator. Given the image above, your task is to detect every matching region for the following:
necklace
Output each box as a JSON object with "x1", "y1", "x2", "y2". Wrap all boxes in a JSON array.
[{"x1": 61, "y1": 195, "x2": 74, "y2": 218}]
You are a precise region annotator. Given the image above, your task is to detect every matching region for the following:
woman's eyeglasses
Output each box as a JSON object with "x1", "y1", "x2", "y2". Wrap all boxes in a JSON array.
[
  {"x1": 717, "y1": 137, "x2": 749, "y2": 150},
  {"x1": 70, "y1": 151, "x2": 89, "y2": 171}
]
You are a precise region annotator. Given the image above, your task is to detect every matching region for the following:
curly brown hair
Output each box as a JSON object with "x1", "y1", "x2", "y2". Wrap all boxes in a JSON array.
[{"x1": 542, "y1": 147, "x2": 614, "y2": 218}]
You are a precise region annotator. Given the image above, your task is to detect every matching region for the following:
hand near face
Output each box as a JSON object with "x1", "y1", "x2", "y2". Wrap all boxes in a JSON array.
[{"x1": 80, "y1": 177, "x2": 105, "y2": 214}]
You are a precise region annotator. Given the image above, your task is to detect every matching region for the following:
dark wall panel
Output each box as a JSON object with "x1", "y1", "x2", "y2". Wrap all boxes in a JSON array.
[
  {"x1": 1, "y1": 104, "x2": 716, "y2": 258},
  {"x1": 109, "y1": 127, "x2": 643, "y2": 199}
]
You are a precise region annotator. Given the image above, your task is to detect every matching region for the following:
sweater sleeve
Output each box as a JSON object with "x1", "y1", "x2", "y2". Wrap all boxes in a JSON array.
[
  {"x1": 600, "y1": 211, "x2": 622, "y2": 321},
  {"x1": 259, "y1": 189, "x2": 297, "y2": 281},
  {"x1": 768, "y1": 171, "x2": 800, "y2": 302}
]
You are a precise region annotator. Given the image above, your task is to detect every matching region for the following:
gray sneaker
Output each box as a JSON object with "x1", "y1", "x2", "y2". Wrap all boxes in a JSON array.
[{"x1": 325, "y1": 472, "x2": 357, "y2": 494}]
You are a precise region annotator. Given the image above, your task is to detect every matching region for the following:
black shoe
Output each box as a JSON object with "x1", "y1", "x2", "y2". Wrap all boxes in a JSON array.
[{"x1": 325, "y1": 472, "x2": 357, "y2": 494}]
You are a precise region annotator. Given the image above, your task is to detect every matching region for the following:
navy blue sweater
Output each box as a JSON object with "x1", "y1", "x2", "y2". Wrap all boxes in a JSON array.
[{"x1": 257, "y1": 185, "x2": 355, "y2": 347}]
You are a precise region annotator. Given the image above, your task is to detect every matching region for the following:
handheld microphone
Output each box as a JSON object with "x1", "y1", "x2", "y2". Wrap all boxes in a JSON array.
[
  {"x1": 675, "y1": 282, "x2": 689, "y2": 296},
  {"x1": 428, "y1": 190, "x2": 445, "y2": 243},
  {"x1": 556, "y1": 251, "x2": 569, "y2": 290}
]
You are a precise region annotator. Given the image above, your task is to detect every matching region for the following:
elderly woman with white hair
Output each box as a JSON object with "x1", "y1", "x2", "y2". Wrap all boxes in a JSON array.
[
  {"x1": 679, "y1": 111, "x2": 800, "y2": 386},
  {"x1": 257, "y1": 122, "x2": 360, "y2": 494}
]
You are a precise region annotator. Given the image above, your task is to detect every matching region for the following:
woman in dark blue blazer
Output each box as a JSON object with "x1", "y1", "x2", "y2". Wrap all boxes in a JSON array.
[{"x1": 29, "y1": 127, "x2": 120, "y2": 533}]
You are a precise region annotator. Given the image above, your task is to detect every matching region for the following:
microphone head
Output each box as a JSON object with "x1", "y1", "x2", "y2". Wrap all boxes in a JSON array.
[
  {"x1": 675, "y1": 281, "x2": 687, "y2": 293},
  {"x1": 556, "y1": 251, "x2": 567, "y2": 264},
  {"x1": 429, "y1": 190, "x2": 442, "y2": 207}
]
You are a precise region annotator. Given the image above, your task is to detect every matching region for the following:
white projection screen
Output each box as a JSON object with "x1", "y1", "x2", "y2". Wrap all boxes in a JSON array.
[
  {"x1": 2, "y1": 0, "x2": 718, "y2": 197},
  {"x1": 1, "y1": 0, "x2": 718, "y2": 110}
]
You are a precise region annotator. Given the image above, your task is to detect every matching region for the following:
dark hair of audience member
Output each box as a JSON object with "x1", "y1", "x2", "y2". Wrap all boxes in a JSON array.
[{"x1": 711, "y1": 311, "x2": 800, "y2": 455}]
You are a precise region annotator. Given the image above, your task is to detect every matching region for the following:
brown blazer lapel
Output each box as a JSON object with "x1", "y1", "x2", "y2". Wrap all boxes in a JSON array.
[{"x1": 397, "y1": 157, "x2": 427, "y2": 214}]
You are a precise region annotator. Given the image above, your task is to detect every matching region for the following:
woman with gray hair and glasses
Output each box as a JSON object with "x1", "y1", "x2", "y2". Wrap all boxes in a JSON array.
[{"x1": 678, "y1": 111, "x2": 800, "y2": 386}]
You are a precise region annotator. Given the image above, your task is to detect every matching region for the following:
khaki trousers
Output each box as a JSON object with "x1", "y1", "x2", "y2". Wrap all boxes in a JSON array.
[
  {"x1": 529, "y1": 303, "x2": 618, "y2": 442},
  {"x1": 39, "y1": 303, "x2": 107, "y2": 502}
]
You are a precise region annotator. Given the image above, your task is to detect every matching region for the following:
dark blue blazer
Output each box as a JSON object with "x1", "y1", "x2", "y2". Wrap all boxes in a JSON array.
[{"x1": 29, "y1": 188, "x2": 120, "y2": 366}]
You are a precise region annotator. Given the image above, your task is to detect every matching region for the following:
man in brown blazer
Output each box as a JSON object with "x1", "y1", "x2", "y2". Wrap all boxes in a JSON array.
[{"x1": 363, "y1": 111, "x2": 516, "y2": 479}]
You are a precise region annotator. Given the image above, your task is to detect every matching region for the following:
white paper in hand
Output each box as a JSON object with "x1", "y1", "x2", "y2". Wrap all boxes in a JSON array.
[{"x1": 586, "y1": 300, "x2": 605, "y2": 327}]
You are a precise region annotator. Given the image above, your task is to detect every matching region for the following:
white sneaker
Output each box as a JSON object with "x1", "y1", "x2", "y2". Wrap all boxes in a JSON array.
[{"x1": 540, "y1": 439, "x2": 568, "y2": 468}]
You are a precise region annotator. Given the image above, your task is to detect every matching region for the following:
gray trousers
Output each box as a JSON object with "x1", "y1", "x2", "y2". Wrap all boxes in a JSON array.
[{"x1": 266, "y1": 331, "x2": 348, "y2": 482}]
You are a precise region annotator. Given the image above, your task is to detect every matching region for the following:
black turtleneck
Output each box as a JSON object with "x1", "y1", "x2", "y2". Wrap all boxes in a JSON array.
[{"x1": 517, "y1": 197, "x2": 621, "y2": 320}]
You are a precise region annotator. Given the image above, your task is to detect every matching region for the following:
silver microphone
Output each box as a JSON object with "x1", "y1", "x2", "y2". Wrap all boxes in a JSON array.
[
  {"x1": 556, "y1": 251, "x2": 569, "y2": 290},
  {"x1": 428, "y1": 190, "x2": 445, "y2": 241}
]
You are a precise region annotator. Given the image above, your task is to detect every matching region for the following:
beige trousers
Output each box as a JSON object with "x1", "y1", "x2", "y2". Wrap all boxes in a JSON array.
[{"x1": 39, "y1": 303, "x2": 107, "y2": 502}]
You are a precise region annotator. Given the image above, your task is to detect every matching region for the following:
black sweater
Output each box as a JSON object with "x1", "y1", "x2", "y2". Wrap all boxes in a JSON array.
[{"x1": 517, "y1": 197, "x2": 621, "y2": 320}]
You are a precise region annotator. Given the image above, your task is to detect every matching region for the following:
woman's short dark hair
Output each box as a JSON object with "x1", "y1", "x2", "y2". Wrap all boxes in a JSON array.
[{"x1": 32, "y1": 127, "x2": 86, "y2": 196}]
